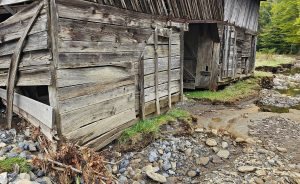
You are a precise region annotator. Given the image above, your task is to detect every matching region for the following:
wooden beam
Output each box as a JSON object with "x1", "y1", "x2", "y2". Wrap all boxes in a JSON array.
[
  {"x1": 168, "y1": 28, "x2": 172, "y2": 108},
  {"x1": 179, "y1": 30, "x2": 184, "y2": 101},
  {"x1": 3, "y1": 5, "x2": 15, "y2": 14},
  {"x1": 0, "y1": 0, "x2": 33, "y2": 6},
  {"x1": 154, "y1": 28, "x2": 160, "y2": 115},
  {"x1": 139, "y1": 54, "x2": 145, "y2": 120},
  {"x1": 6, "y1": 2, "x2": 43, "y2": 128},
  {"x1": 0, "y1": 88, "x2": 54, "y2": 129}
]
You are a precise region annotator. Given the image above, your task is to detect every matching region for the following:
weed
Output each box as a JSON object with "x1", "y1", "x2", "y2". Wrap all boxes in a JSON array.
[{"x1": 0, "y1": 157, "x2": 30, "y2": 173}]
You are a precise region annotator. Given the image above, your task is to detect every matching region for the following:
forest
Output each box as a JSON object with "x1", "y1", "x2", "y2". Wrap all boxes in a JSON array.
[{"x1": 258, "y1": 0, "x2": 300, "y2": 54}]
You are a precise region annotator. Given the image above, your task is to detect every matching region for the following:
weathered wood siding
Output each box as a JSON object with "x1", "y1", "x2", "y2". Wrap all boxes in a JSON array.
[
  {"x1": 224, "y1": 0, "x2": 260, "y2": 32},
  {"x1": 53, "y1": 0, "x2": 182, "y2": 149},
  {"x1": 0, "y1": 2, "x2": 51, "y2": 87}
]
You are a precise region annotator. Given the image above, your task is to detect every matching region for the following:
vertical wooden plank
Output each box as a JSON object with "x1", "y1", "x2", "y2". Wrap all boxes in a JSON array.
[
  {"x1": 179, "y1": 29, "x2": 184, "y2": 101},
  {"x1": 168, "y1": 28, "x2": 172, "y2": 108},
  {"x1": 6, "y1": 2, "x2": 44, "y2": 129},
  {"x1": 139, "y1": 55, "x2": 145, "y2": 120},
  {"x1": 49, "y1": 0, "x2": 62, "y2": 137},
  {"x1": 154, "y1": 28, "x2": 160, "y2": 114}
]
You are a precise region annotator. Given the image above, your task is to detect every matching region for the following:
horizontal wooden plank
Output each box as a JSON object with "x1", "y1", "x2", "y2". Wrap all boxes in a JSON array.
[
  {"x1": 147, "y1": 33, "x2": 180, "y2": 45},
  {"x1": 56, "y1": 66, "x2": 133, "y2": 87},
  {"x1": 144, "y1": 80, "x2": 180, "y2": 102},
  {"x1": 0, "y1": 68, "x2": 51, "y2": 86},
  {"x1": 57, "y1": 78, "x2": 134, "y2": 101},
  {"x1": 0, "y1": 14, "x2": 48, "y2": 43},
  {"x1": 58, "y1": 18, "x2": 152, "y2": 43},
  {"x1": 144, "y1": 69, "x2": 180, "y2": 88},
  {"x1": 60, "y1": 93, "x2": 135, "y2": 134},
  {"x1": 0, "y1": 0, "x2": 33, "y2": 6},
  {"x1": 0, "y1": 31, "x2": 48, "y2": 56},
  {"x1": 0, "y1": 88, "x2": 53, "y2": 128},
  {"x1": 144, "y1": 93, "x2": 180, "y2": 116},
  {"x1": 144, "y1": 44, "x2": 180, "y2": 59},
  {"x1": 144, "y1": 56, "x2": 180, "y2": 75},
  {"x1": 65, "y1": 108, "x2": 136, "y2": 145},
  {"x1": 56, "y1": 0, "x2": 166, "y2": 29},
  {"x1": 57, "y1": 40, "x2": 145, "y2": 53},
  {"x1": 0, "y1": 51, "x2": 51, "y2": 69},
  {"x1": 57, "y1": 52, "x2": 140, "y2": 69},
  {"x1": 59, "y1": 83, "x2": 135, "y2": 113}
]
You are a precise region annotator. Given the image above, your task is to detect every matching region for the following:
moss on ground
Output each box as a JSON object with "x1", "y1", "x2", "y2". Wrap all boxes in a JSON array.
[
  {"x1": 254, "y1": 71, "x2": 273, "y2": 78},
  {"x1": 0, "y1": 158, "x2": 30, "y2": 173},
  {"x1": 255, "y1": 52, "x2": 294, "y2": 67},
  {"x1": 118, "y1": 109, "x2": 194, "y2": 151},
  {"x1": 185, "y1": 78, "x2": 260, "y2": 103}
]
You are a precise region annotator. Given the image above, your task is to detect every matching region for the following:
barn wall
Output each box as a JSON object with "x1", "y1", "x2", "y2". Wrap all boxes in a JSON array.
[
  {"x1": 0, "y1": 2, "x2": 52, "y2": 87},
  {"x1": 224, "y1": 0, "x2": 260, "y2": 32},
  {"x1": 52, "y1": 0, "x2": 182, "y2": 149}
]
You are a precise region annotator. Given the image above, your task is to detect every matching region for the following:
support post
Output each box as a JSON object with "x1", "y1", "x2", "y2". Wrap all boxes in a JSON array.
[
  {"x1": 154, "y1": 28, "x2": 160, "y2": 115},
  {"x1": 179, "y1": 29, "x2": 184, "y2": 102},
  {"x1": 168, "y1": 28, "x2": 172, "y2": 108},
  {"x1": 139, "y1": 55, "x2": 145, "y2": 120}
]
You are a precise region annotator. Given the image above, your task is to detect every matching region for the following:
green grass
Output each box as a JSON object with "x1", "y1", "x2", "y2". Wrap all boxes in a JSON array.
[
  {"x1": 119, "y1": 109, "x2": 191, "y2": 143},
  {"x1": 255, "y1": 52, "x2": 294, "y2": 67},
  {"x1": 0, "y1": 158, "x2": 30, "y2": 173},
  {"x1": 254, "y1": 70, "x2": 273, "y2": 78},
  {"x1": 185, "y1": 78, "x2": 260, "y2": 102}
]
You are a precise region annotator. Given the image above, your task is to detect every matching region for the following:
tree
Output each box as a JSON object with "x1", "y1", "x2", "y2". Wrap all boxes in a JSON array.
[{"x1": 258, "y1": 0, "x2": 300, "y2": 54}]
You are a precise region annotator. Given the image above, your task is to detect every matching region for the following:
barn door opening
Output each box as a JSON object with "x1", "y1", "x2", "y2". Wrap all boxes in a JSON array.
[{"x1": 183, "y1": 24, "x2": 220, "y2": 90}]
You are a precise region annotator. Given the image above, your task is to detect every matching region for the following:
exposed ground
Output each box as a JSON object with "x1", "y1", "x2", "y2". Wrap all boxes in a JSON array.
[{"x1": 0, "y1": 55, "x2": 299, "y2": 184}]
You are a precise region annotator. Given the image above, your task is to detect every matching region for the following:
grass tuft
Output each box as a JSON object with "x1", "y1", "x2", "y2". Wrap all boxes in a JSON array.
[
  {"x1": 255, "y1": 52, "x2": 294, "y2": 67},
  {"x1": 0, "y1": 157, "x2": 30, "y2": 173},
  {"x1": 185, "y1": 78, "x2": 260, "y2": 103},
  {"x1": 119, "y1": 109, "x2": 192, "y2": 144},
  {"x1": 254, "y1": 71, "x2": 273, "y2": 78}
]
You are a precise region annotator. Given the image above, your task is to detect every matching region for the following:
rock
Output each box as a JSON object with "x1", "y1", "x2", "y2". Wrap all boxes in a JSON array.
[
  {"x1": 205, "y1": 138, "x2": 217, "y2": 147},
  {"x1": 119, "y1": 159, "x2": 129, "y2": 170},
  {"x1": 146, "y1": 171, "x2": 167, "y2": 183},
  {"x1": 28, "y1": 144, "x2": 37, "y2": 152},
  {"x1": 143, "y1": 165, "x2": 159, "y2": 173},
  {"x1": 29, "y1": 171, "x2": 37, "y2": 181},
  {"x1": 185, "y1": 148, "x2": 192, "y2": 156},
  {"x1": 196, "y1": 157, "x2": 210, "y2": 166},
  {"x1": 276, "y1": 147, "x2": 287, "y2": 153},
  {"x1": 254, "y1": 177, "x2": 264, "y2": 184},
  {"x1": 7, "y1": 152, "x2": 18, "y2": 158},
  {"x1": 163, "y1": 161, "x2": 172, "y2": 171},
  {"x1": 112, "y1": 165, "x2": 118, "y2": 174},
  {"x1": 212, "y1": 155, "x2": 222, "y2": 164},
  {"x1": 19, "y1": 173, "x2": 30, "y2": 180},
  {"x1": 158, "y1": 149, "x2": 164, "y2": 155},
  {"x1": 19, "y1": 152, "x2": 27, "y2": 159},
  {"x1": 212, "y1": 147, "x2": 219, "y2": 153},
  {"x1": 238, "y1": 166, "x2": 256, "y2": 173},
  {"x1": 14, "y1": 179, "x2": 33, "y2": 184},
  {"x1": 187, "y1": 170, "x2": 197, "y2": 177},
  {"x1": 195, "y1": 128, "x2": 204, "y2": 133},
  {"x1": 36, "y1": 177, "x2": 52, "y2": 184},
  {"x1": 235, "y1": 138, "x2": 245, "y2": 143},
  {"x1": 0, "y1": 172, "x2": 8, "y2": 184},
  {"x1": 118, "y1": 175, "x2": 128, "y2": 184},
  {"x1": 168, "y1": 170, "x2": 175, "y2": 175},
  {"x1": 221, "y1": 142, "x2": 228, "y2": 149},
  {"x1": 217, "y1": 150, "x2": 230, "y2": 159},
  {"x1": 114, "y1": 152, "x2": 122, "y2": 158},
  {"x1": 171, "y1": 162, "x2": 177, "y2": 170},
  {"x1": 255, "y1": 170, "x2": 267, "y2": 176},
  {"x1": 36, "y1": 170, "x2": 45, "y2": 177},
  {"x1": 0, "y1": 143, "x2": 6, "y2": 148},
  {"x1": 211, "y1": 129, "x2": 218, "y2": 135},
  {"x1": 149, "y1": 150, "x2": 158, "y2": 162}
]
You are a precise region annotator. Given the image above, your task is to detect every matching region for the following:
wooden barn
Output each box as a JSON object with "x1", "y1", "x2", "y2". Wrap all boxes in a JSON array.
[
  {"x1": 0, "y1": 0, "x2": 225, "y2": 149},
  {"x1": 183, "y1": 0, "x2": 263, "y2": 90}
]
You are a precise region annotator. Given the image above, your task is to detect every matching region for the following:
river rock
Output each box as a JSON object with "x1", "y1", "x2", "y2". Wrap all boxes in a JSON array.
[
  {"x1": 19, "y1": 173, "x2": 30, "y2": 180},
  {"x1": 0, "y1": 172, "x2": 7, "y2": 184},
  {"x1": 255, "y1": 169, "x2": 267, "y2": 176},
  {"x1": 187, "y1": 170, "x2": 197, "y2": 177},
  {"x1": 206, "y1": 138, "x2": 217, "y2": 147},
  {"x1": 196, "y1": 157, "x2": 210, "y2": 166},
  {"x1": 238, "y1": 166, "x2": 256, "y2": 173},
  {"x1": 217, "y1": 150, "x2": 230, "y2": 159},
  {"x1": 149, "y1": 150, "x2": 158, "y2": 162},
  {"x1": 221, "y1": 142, "x2": 228, "y2": 149},
  {"x1": 146, "y1": 171, "x2": 167, "y2": 183},
  {"x1": 276, "y1": 147, "x2": 287, "y2": 152}
]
